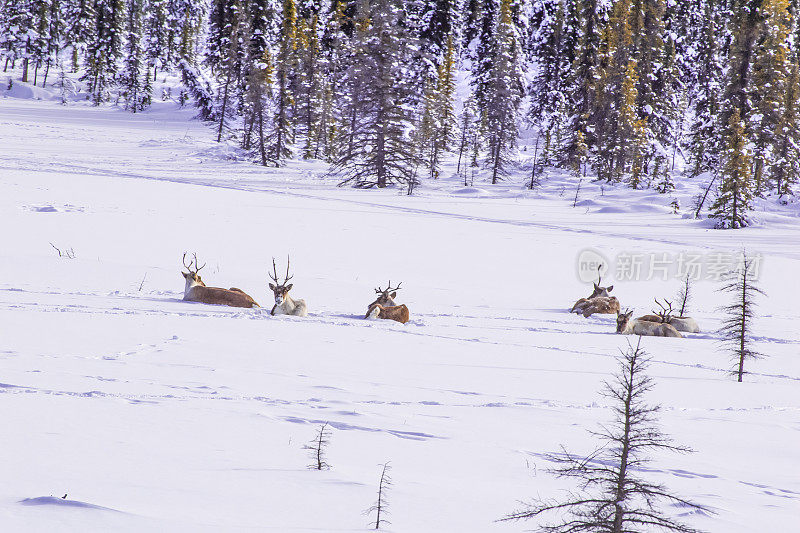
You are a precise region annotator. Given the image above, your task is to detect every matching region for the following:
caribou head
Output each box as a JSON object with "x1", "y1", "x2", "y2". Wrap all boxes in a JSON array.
[
  {"x1": 268, "y1": 256, "x2": 295, "y2": 306},
  {"x1": 182, "y1": 252, "x2": 207, "y2": 286}
]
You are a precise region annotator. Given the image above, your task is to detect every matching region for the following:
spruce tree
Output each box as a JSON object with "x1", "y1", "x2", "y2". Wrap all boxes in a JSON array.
[
  {"x1": 718, "y1": 251, "x2": 765, "y2": 382},
  {"x1": 84, "y1": 0, "x2": 124, "y2": 105},
  {"x1": 332, "y1": 0, "x2": 422, "y2": 188},
  {"x1": 483, "y1": 0, "x2": 523, "y2": 184},
  {"x1": 686, "y1": 1, "x2": 725, "y2": 177},
  {"x1": 268, "y1": 0, "x2": 298, "y2": 163},
  {"x1": 771, "y1": 59, "x2": 800, "y2": 199},
  {"x1": 503, "y1": 340, "x2": 707, "y2": 532},
  {"x1": 711, "y1": 108, "x2": 753, "y2": 228},
  {"x1": 750, "y1": 0, "x2": 792, "y2": 195},
  {"x1": 120, "y1": 0, "x2": 146, "y2": 112},
  {"x1": 64, "y1": 0, "x2": 96, "y2": 72}
]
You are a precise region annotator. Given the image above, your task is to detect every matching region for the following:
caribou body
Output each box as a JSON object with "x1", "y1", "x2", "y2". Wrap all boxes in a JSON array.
[
  {"x1": 181, "y1": 253, "x2": 260, "y2": 308},
  {"x1": 637, "y1": 299, "x2": 700, "y2": 333},
  {"x1": 616, "y1": 310, "x2": 682, "y2": 338},
  {"x1": 268, "y1": 256, "x2": 308, "y2": 317},
  {"x1": 365, "y1": 281, "x2": 410, "y2": 324},
  {"x1": 571, "y1": 270, "x2": 620, "y2": 317}
]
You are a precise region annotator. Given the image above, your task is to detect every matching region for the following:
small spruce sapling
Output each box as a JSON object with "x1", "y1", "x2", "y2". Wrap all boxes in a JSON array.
[
  {"x1": 502, "y1": 339, "x2": 708, "y2": 532},
  {"x1": 364, "y1": 462, "x2": 392, "y2": 530},
  {"x1": 676, "y1": 275, "x2": 692, "y2": 318},
  {"x1": 304, "y1": 422, "x2": 332, "y2": 470},
  {"x1": 718, "y1": 251, "x2": 765, "y2": 382}
]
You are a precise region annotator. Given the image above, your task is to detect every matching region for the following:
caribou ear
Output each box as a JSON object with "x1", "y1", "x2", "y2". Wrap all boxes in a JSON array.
[
  {"x1": 286, "y1": 284, "x2": 293, "y2": 291},
  {"x1": 390, "y1": 291, "x2": 397, "y2": 298},
  {"x1": 182, "y1": 271, "x2": 188, "y2": 279},
  {"x1": 593, "y1": 282, "x2": 599, "y2": 289},
  {"x1": 607, "y1": 285, "x2": 614, "y2": 292},
  {"x1": 269, "y1": 283, "x2": 276, "y2": 291}
]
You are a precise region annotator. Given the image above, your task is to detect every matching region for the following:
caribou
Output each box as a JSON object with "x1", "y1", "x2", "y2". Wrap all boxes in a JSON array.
[
  {"x1": 637, "y1": 298, "x2": 701, "y2": 333},
  {"x1": 181, "y1": 253, "x2": 260, "y2": 308},
  {"x1": 365, "y1": 281, "x2": 410, "y2": 324},
  {"x1": 268, "y1": 256, "x2": 308, "y2": 317},
  {"x1": 571, "y1": 266, "x2": 621, "y2": 318},
  {"x1": 616, "y1": 309, "x2": 683, "y2": 338}
]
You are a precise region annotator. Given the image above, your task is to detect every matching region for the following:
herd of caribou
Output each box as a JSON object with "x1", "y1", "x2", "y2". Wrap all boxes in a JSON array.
[
  {"x1": 569, "y1": 267, "x2": 700, "y2": 338},
  {"x1": 181, "y1": 254, "x2": 698, "y2": 336},
  {"x1": 180, "y1": 253, "x2": 410, "y2": 323}
]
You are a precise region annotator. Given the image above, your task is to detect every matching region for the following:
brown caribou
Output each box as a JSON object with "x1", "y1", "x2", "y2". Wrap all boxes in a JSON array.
[
  {"x1": 365, "y1": 281, "x2": 410, "y2": 324},
  {"x1": 571, "y1": 266, "x2": 620, "y2": 317},
  {"x1": 181, "y1": 253, "x2": 260, "y2": 308}
]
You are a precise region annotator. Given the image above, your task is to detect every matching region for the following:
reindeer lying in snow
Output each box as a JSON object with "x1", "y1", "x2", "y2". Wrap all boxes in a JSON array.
[
  {"x1": 571, "y1": 268, "x2": 621, "y2": 318},
  {"x1": 181, "y1": 253, "x2": 260, "y2": 308},
  {"x1": 365, "y1": 281, "x2": 410, "y2": 324},
  {"x1": 616, "y1": 310, "x2": 682, "y2": 338},
  {"x1": 268, "y1": 256, "x2": 308, "y2": 317},
  {"x1": 637, "y1": 299, "x2": 700, "y2": 333}
]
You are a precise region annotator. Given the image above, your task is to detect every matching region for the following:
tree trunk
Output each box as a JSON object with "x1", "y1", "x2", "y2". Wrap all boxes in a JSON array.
[{"x1": 216, "y1": 70, "x2": 231, "y2": 143}]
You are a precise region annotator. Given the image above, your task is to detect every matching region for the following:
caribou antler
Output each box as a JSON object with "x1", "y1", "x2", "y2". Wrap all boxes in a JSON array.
[
  {"x1": 597, "y1": 264, "x2": 603, "y2": 285},
  {"x1": 270, "y1": 256, "x2": 294, "y2": 286},
  {"x1": 375, "y1": 280, "x2": 403, "y2": 294},
  {"x1": 652, "y1": 298, "x2": 674, "y2": 323},
  {"x1": 182, "y1": 252, "x2": 206, "y2": 274}
]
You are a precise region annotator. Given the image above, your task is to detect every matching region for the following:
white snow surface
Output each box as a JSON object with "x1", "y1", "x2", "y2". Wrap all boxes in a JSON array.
[{"x1": 1, "y1": 92, "x2": 799, "y2": 532}]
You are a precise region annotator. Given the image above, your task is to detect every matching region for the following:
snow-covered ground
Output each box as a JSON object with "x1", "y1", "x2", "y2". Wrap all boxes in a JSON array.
[{"x1": 1, "y1": 89, "x2": 799, "y2": 532}]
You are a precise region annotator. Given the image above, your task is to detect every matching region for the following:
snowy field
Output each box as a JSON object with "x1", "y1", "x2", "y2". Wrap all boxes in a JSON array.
[{"x1": 1, "y1": 92, "x2": 799, "y2": 532}]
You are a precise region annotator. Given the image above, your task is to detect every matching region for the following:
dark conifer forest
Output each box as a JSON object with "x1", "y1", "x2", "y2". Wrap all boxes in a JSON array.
[{"x1": 3, "y1": 0, "x2": 798, "y2": 226}]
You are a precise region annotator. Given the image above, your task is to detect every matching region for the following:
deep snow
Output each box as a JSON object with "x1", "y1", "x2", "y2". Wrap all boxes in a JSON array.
[{"x1": 1, "y1": 89, "x2": 799, "y2": 532}]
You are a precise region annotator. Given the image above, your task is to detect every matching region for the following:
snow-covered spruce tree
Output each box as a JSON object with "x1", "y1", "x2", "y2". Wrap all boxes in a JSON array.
[
  {"x1": 0, "y1": 0, "x2": 35, "y2": 77},
  {"x1": 29, "y1": 0, "x2": 55, "y2": 86},
  {"x1": 143, "y1": 0, "x2": 168, "y2": 78},
  {"x1": 456, "y1": 93, "x2": 479, "y2": 177},
  {"x1": 41, "y1": 0, "x2": 67, "y2": 87},
  {"x1": 420, "y1": 0, "x2": 457, "y2": 62},
  {"x1": 119, "y1": 0, "x2": 147, "y2": 112},
  {"x1": 562, "y1": 0, "x2": 606, "y2": 167},
  {"x1": 771, "y1": 58, "x2": 800, "y2": 199},
  {"x1": 64, "y1": 0, "x2": 97, "y2": 72},
  {"x1": 634, "y1": 0, "x2": 679, "y2": 164},
  {"x1": 244, "y1": 48, "x2": 275, "y2": 165},
  {"x1": 527, "y1": 0, "x2": 577, "y2": 161},
  {"x1": 241, "y1": 0, "x2": 277, "y2": 153},
  {"x1": 179, "y1": 58, "x2": 218, "y2": 121},
  {"x1": 718, "y1": 1, "x2": 759, "y2": 150},
  {"x1": 481, "y1": 0, "x2": 523, "y2": 184},
  {"x1": 417, "y1": 32, "x2": 457, "y2": 180},
  {"x1": 718, "y1": 251, "x2": 764, "y2": 383},
  {"x1": 710, "y1": 108, "x2": 753, "y2": 229},
  {"x1": 266, "y1": 0, "x2": 298, "y2": 163},
  {"x1": 685, "y1": 0, "x2": 725, "y2": 178},
  {"x1": 591, "y1": 0, "x2": 633, "y2": 183},
  {"x1": 333, "y1": 0, "x2": 422, "y2": 189},
  {"x1": 315, "y1": 0, "x2": 348, "y2": 162},
  {"x1": 471, "y1": 0, "x2": 497, "y2": 108},
  {"x1": 211, "y1": 0, "x2": 249, "y2": 143},
  {"x1": 295, "y1": 13, "x2": 323, "y2": 159},
  {"x1": 750, "y1": 0, "x2": 792, "y2": 196},
  {"x1": 502, "y1": 339, "x2": 707, "y2": 532},
  {"x1": 84, "y1": 0, "x2": 124, "y2": 105}
]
